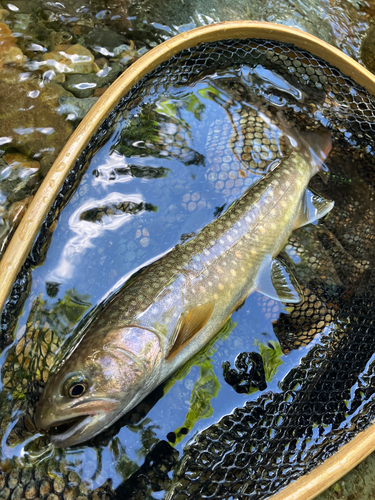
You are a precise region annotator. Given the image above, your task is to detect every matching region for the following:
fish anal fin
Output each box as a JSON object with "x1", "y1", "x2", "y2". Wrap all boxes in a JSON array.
[
  {"x1": 256, "y1": 255, "x2": 303, "y2": 304},
  {"x1": 166, "y1": 301, "x2": 215, "y2": 361},
  {"x1": 293, "y1": 188, "x2": 334, "y2": 230}
]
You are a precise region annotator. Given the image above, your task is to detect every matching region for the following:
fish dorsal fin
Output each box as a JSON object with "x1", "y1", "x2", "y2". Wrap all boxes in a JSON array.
[
  {"x1": 166, "y1": 301, "x2": 215, "y2": 361},
  {"x1": 256, "y1": 255, "x2": 303, "y2": 303},
  {"x1": 293, "y1": 188, "x2": 334, "y2": 230}
]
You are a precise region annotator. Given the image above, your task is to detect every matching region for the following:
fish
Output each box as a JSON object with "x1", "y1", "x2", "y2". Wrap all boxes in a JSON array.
[{"x1": 34, "y1": 123, "x2": 334, "y2": 448}]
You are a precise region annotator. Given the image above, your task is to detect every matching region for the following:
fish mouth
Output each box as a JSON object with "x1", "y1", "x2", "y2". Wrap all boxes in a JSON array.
[
  {"x1": 48, "y1": 415, "x2": 88, "y2": 436},
  {"x1": 35, "y1": 397, "x2": 121, "y2": 448},
  {"x1": 48, "y1": 414, "x2": 96, "y2": 447}
]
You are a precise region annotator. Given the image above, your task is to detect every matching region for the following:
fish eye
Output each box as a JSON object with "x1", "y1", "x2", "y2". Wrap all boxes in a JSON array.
[
  {"x1": 69, "y1": 383, "x2": 86, "y2": 398},
  {"x1": 63, "y1": 375, "x2": 89, "y2": 398}
]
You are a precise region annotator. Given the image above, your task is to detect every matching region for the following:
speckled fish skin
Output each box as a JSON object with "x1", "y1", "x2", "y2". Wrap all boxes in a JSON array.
[{"x1": 34, "y1": 137, "x2": 331, "y2": 448}]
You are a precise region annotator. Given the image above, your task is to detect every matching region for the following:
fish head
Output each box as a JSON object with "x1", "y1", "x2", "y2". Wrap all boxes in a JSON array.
[{"x1": 34, "y1": 325, "x2": 163, "y2": 447}]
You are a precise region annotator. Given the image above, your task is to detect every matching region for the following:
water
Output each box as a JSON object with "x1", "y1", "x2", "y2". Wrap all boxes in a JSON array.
[
  {"x1": 0, "y1": 0, "x2": 372, "y2": 255},
  {"x1": 1, "y1": 1, "x2": 375, "y2": 499},
  {"x1": 1, "y1": 63, "x2": 315, "y2": 487}
]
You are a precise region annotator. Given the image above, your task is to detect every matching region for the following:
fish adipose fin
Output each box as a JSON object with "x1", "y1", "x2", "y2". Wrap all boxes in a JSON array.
[
  {"x1": 256, "y1": 255, "x2": 303, "y2": 303},
  {"x1": 293, "y1": 188, "x2": 334, "y2": 230},
  {"x1": 166, "y1": 301, "x2": 215, "y2": 360}
]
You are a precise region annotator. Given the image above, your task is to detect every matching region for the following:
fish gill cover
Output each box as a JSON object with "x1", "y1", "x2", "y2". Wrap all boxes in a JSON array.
[{"x1": 0, "y1": 39, "x2": 375, "y2": 499}]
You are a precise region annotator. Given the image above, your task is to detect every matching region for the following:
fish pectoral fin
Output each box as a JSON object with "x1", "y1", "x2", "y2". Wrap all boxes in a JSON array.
[
  {"x1": 256, "y1": 255, "x2": 303, "y2": 304},
  {"x1": 293, "y1": 188, "x2": 334, "y2": 230},
  {"x1": 166, "y1": 301, "x2": 215, "y2": 361}
]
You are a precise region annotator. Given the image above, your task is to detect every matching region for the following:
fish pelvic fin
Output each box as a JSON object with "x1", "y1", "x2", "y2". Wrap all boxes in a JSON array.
[
  {"x1": 256, "y1": 255, "x2": 303, "y2": 304},
  {"x1": 293, "y1": 188, "x2": 334, "y2": 230},
  {"x1": 166, "y1": 301, "x2": 215, "y2": 361}
]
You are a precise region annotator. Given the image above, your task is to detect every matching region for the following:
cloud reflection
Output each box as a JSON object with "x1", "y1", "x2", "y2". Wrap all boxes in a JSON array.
[{"x1": 47, "y1": 192, "x2": 145, "y2": 282}]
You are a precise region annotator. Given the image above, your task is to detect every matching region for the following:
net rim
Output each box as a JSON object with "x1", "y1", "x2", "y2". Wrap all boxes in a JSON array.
[
  {"x1": 1, "y1": 20, "x2": 375, "y2": 499},
  {"x1": 271, "y1": 421, "x2": 375, "y2": 500}
]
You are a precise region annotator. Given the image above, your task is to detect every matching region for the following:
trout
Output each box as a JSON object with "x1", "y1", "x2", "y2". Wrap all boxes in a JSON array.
[{"x1": 34, "y1": 126, "x2": 333, "y2": 447}]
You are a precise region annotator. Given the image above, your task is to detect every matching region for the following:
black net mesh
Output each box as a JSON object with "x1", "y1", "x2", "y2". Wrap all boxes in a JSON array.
[{"x1": 1, "y1": 38, "x2": 375, "y2": 500}]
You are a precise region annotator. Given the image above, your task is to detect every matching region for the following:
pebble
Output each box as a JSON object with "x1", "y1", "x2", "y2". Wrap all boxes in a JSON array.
[
  {"x1": 53, "y1": 476, "x2": 65, "y2": 494},
  {"x1": 0, "y1": 488, "x2": 10, "y2": 500},
  {"x1": 42, "y1": 44, "x2": 99, "y2": 74},
  {"x1": 57, "y1": 96, "x2": 98, "y2": 121},
  {"x1": 24, "y1": 481, "x2": 37, "y2": 499},
  {"x1": 10, "y1": 485, "x2": 23, "y2": 500}
]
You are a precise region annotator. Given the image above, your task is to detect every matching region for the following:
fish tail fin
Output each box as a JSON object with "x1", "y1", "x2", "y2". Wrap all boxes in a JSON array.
[{"x1": 277, "y1": 112, "x2": 332, "y2": 177}]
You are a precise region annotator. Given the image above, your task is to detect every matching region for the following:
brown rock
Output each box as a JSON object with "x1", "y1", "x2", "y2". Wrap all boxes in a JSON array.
[
  {"x1": 0, "y1": 10, "x2": 9, "y2": 22},
  {"x1": 53, "y1": 476, "x2": 65, "y2": 494},
  {"x1": 361, "y1": 22, "x2": 375, "y2": 73},
  {"x1": 42, "y1": 44, "x2": 99, "y2": 74},
  {"x1": 38, "y1": 480, "x2": 50, "y2": 497},
  {"x1": 0, "y1": 22, "x2": 26, "y2": 69},
  {"x1": 3, "y1": 153, "x2": 39, "y2": 172},
  {"x1": 6, "y1": 195, "x2": 33, "y2": 227},
  {"x1": 0, "y1": 68, "x2": 73, "y2": 159},
  {"x1": 0, "y1": 487, "x2": 10, "y2": 500},
  {"x1": 93, "y1": 86, "x2": 108, "y2": 97},
  {"x1": 24, "y1": 481, "x2": 37, "y2": 499}
]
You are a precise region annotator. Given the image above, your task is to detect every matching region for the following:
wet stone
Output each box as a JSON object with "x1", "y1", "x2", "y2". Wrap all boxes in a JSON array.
[
  {"x1": 10, "y1": 485, "x2": 23, "y2": 500},
  {"x1": 39, "y1": 480, "x2": 50, "y2": 497},
  {"x1": 8, "y1": 471, "x2": 19, "y2": 490},
  {"x1": 53, "y1": 477, "x2": 65, "y2": 494},
  {"x1": 67, "y1": 473, "x2": 80, "y2": 487},
  {"x1": 0, "y1": 489, "x2": 10, "y2": 500},
  {"x1": 20, "y1": 469, "x2": 32, "y2": 484},
  {"x1": 63, "y1": 486, "x2": 77, "y2": 500},
  {"x1": 24, "y1": 481, "x2": 37, "y2": 500}
]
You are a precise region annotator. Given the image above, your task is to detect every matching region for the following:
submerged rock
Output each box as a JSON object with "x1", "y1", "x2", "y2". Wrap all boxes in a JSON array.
[
  {"x1": 0, "y1": 22, "x2": 26, "y2": 68},
  {"x1": 57, "y1": 95, "x2": 99, "y2": 120},
  {"x1": 360, "y1": 22, "x2": 375, "y2": 73},
  {"x1": 0, "y1": 152, "x2": 38, "y2": 258},
  {"x1": 42, "y1": 43, "x2": 99, "y2": 74},
  {"x1": 0, "y1": 68, "x2": 73, "y2": 160},
  {"x1": 85, "y1": 27, "x2": 127, "y2": 51},
  {"x1": 0, "y1": 153, "x2": 40, "y2": 202},
  {"x1": 62, "y1": 61, "x2": 124, "y2": 97}
]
